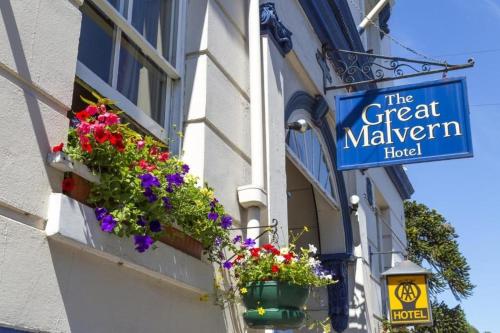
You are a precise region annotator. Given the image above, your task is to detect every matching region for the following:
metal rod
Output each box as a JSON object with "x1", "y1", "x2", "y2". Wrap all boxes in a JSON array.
[
  {"x1": 228, "y1": 218, "x2": 278, "y2": 231},
  {"x1": 324, "y1": 61, "x2": 474, "y2": 91}
]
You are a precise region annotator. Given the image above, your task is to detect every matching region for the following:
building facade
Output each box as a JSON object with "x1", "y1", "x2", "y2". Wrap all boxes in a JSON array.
[{"x1": 0, "y1": 0, "x2": 413, "y2": 332}]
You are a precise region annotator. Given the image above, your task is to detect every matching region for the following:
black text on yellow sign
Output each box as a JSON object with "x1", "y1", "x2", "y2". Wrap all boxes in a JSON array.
[{"x1": 387, "y1": 274, "x2": 432, "y2": 326}]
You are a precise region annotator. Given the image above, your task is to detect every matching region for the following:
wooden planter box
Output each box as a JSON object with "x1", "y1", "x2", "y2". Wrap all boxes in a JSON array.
[{"x1": 48, "y1": 153, "x2": 203, "y2": 260}]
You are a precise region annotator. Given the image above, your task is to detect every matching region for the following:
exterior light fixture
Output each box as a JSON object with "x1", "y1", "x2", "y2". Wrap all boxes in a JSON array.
[
  {"x1": 286, "y1": 119, "x2": 309, "y2": 133},
  {"x1": 349, "y1": 194, "x2": 360, "y2": 213}
]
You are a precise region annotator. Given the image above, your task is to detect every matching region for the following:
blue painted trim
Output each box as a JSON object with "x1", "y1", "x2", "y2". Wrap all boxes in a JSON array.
[
  {"x1": 260, "y1": 3, "x2": 293, "y2": 56},
  {"x1": 0, "y1": 327, "x2": 30, "y2": 333},
  {"x1": 385, "y1": 166, "x2": 414, "y2": 200},
  {"x1": 285, "y1": 91, "x2": 353, "y2": 255}
]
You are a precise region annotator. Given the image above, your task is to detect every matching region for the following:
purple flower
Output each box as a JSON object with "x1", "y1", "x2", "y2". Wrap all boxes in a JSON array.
[
  {"x1": 182, "y1": 164, "x2": 190, "y2": 174},
  {"x1": 220, "y1": 215, "x2": 232, "y2": 229},
  {"x1": 232, "y1": 235, "x2": 242, "y2": 244},
  {"x1": 214, "y1": 236, "x2": 222, "y2": 247},
  {"x1": 162, "y1": 197, "x2": 173, "y2": 210},
  {"x1": 209, "y1": 198, "x2": 218, "y2": 209},
  {"x1": 166, "y1": 173, "x2": 184, "y2": 186},
  {"x1": 101, "y1": 214, "x2": 117, "y2": 232},
  {"x1": 137, "y1": 216, "x2": 147, "y2": 227},
  {"x1": 223, "y1": 260, "x2": 233, "y2": 269},
  {"x1": 143, "y1": 188, "x2": 157, "y2": 203},
  {"x1": 95, "y1": 207, "x2": 108, "y2": 221},
  {"x1": 134, "y1": 234, "x2": 154, "y2": 253},
  {"x1": 149, "y1": 220, "x2": 162, "y2": 233},
  {"x1": 208, "y1": 211, "x2": 219, "y2": 221},
  {"x1": 138, "y1": 173, "x2": 161, "y2": 189},
  {"x1": 166, "y1": 186, "x2": 174, "y2": 193},
  {"x1": 243, "y1": 238, "x2": 256, "y2": 248}
]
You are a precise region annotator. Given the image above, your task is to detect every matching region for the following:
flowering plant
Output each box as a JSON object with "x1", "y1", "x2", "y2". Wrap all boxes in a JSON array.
[
  {"x1": 227, "y1": 233, "x2": 334, "y2": 289},
  {"x1": 54, "y1": 93, "x2": 233, "y2": 259}
]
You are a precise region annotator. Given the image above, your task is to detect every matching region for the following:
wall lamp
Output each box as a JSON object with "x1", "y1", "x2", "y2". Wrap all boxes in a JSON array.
[
  {"x1": 286, "y1": 119, "x2": 309, "y2": 133},
  {"x1": 349, "y1": 195, "x2": 360, "y2": 214}
]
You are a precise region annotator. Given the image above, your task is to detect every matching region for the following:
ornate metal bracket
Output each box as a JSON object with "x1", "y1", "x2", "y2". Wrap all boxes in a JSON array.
[
  {"x1": 322, "y1": 46, "x2": 475, "y2": 92},
  {"x1": 260, "y1": 3, "x2": 293, "y2": 56}
]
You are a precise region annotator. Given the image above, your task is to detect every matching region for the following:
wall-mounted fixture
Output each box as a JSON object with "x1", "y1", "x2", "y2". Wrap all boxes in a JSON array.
[
  {"x1": 349, "y1": 195, "x2": 360, "y2": 214},
  {"x1": 286, "y1": 119, "x2": 309, "y2": 133}
]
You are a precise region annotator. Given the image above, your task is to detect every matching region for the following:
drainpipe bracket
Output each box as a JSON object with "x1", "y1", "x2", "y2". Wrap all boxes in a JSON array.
[{"x1": 237, "y1": 185, "x2": 267, "y2": 208}]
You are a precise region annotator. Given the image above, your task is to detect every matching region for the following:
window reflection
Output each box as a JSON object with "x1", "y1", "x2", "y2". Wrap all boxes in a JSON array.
[
  {"x1": 117, "y1": 35, "x2": 166, "y2": 125},
  {"x1": 78, "y1": 3, "x2": 114, "y2": 84},
  {"x1": 287, "y1": 127, "x2": 336, "y2": 200},
  {"x1": 131, "y1": 0, "x2": 176, "y2": 63}
]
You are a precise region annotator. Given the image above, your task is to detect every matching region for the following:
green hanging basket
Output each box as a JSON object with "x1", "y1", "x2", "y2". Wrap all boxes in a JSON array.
[{"x1": 242, "y1": 281, "x2": 310, "y2": 329}]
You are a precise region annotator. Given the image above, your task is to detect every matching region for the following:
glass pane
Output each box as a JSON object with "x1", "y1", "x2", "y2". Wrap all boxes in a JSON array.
[
  {"x1": 131, "y1": 0, "x2": 177, "y2": 63},
  {"x1": 311, "y1": 132, "x2": 321, "y2": 179},
  {"x1": 107, "y1": 0, "x2": 120, "y2": 10},
  {"x1": 78, "y1": 3, "x2": 114, "y2": 84},
  {"x1": 117, "y1": 35, "x2": 166, "y2": 125}
]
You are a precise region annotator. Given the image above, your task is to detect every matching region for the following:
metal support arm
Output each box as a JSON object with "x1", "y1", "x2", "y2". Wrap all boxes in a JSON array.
[{"x1": 321, "y1": 47, "x2": 475, "y2": 91}]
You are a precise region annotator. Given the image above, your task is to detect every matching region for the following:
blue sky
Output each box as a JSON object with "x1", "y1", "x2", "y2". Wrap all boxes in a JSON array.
[{"x1": 388, "y1": 1, "x2": 500, "y2": 332}]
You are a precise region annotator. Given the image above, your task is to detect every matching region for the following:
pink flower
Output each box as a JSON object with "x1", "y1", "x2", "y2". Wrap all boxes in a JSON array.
[
  {"x1": 158, "y1": 152, "x2": 169, "y2": 162},
  {"x1": 77, "y1": 121, "x2": 91, "y2": 135},
  {"x1": 105, "y1": 113, "x2": 120, "y2": 125},
  {"x1": 99, "y1": 104, "x2": 107, "y2": 114},
  {"x1": 136, "y1": 140, "x2": 145, "y2": 150},
  {"x1": 85, "y1": 105, "x2": 98, "y2": 116}
]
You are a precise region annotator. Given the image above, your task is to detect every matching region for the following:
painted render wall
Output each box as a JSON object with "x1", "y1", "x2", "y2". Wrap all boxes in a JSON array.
[
  {"x1": 0, "y1": 0, "x2": 409, "y2": 332},
  {"x1": 0, "y1": 1, "x2": 229, "y2": 332}
]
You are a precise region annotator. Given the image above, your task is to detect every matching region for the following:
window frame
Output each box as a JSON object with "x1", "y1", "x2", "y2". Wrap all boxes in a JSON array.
[
  {"x1": 75, "y1": 0, "x2": 186, "y2": 148},
  {"x1": 285, "y1": 110, "x2": 340, "y2": 211}
]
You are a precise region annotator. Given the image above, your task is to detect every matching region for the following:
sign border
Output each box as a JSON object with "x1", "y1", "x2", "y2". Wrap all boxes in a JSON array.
[
  {"x1": 386, "y1": 274, "x2": 434, "y2": 327},
  {"x1": 335, "y1": 77, "x2": 474, "y2": 171}
]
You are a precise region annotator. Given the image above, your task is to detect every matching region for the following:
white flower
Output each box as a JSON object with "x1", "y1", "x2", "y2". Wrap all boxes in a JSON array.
[
  {"x1": 280, "y1": 247, "x2": 289, "y2": 255},
  {"x1": 308, "y1": 244, "x2": 318, "y2": 254},
  {"x1": 308, "y1": 257, "x2": 320, "y2": 267},
  {"x1": 324, "y1": 274, "x2": 333, "y2": 280},
  {"x1": 275, "y1": 255, "x2": 285, "y2": 263}
]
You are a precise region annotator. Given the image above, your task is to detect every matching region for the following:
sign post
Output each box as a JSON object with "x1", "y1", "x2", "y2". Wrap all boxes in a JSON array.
[
  {"x1": 381, "y1": 260, "x2": 433, "y2": 327},
  {"x1": 335, "y1": 78, "x2": 473, "y2": 170}
]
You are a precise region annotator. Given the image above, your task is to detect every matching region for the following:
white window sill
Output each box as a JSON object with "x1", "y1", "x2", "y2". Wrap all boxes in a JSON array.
[{"x1": 46, "y1": 193, "x2": 214, "y2": 294}]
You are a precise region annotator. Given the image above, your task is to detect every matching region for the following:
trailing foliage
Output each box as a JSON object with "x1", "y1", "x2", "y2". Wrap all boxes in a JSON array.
[
  {"x1": 404, "y1": 201, "x2": 474, "y2": 300},
  {"x1": 55, "y1": 93, "x2": 234, "y2": 260}
]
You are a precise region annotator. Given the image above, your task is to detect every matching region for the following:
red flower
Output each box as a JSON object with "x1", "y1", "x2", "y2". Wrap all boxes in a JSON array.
[
  {"x1": 262, "y1": 244, "x2": 277, "y2": 252},
  {"x1": 109, "y1": 133, "x2": 125, "y2": 152},
  {"x1": 138, "y1": 159, "x2": 156, "y2": 172},
  {"x1": 80, "y1": 136, "x2": 93, "y2": 153},
  {"x1": 283, "y1": 253, "x2": 294, "y2": 263},
  {"x1": 271, "y1": 248, "x2": 281, "y2": 256},
  {"x1": 75, "y1": 110, "x2": 90, "y2": 122},
  {"x1": 93, "y1": 124, "x2": 109, "y2": 144},
  {"x1": 62, "y1": 178, "x2": 75, "y2": 192},
  {"x1": 158, "y1": 152, "x2": 170, "y2": 162},
  {"x1": 85, "y1": 105, "x2": 98, "y2": 116},
  {"x1": 52, "y1": 143, "x2": 64, "y2": 152},
  {"x1": 250, "y1": 248, "x2": 260, "y2": 258},
  {"x1": 150, "y1": 146, "x2": 159, "y2": 156},
  {"x1": 271, "y1": 265, "x2": 280, "y2": 273}
]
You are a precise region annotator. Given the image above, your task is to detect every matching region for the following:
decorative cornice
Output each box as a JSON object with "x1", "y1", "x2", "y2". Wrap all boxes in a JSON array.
[
  {"x1": 260, "y1": 3, "x2": 293, "y2": 56},
  {"x1": 385, "y1": 165, "x2": 414, "y2": 200}
]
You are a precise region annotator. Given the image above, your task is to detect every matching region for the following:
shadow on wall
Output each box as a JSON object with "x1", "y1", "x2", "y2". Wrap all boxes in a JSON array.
[
  {"x1": 0, "y1": 1, "x2": 62, "y2": 194},
  {"x1": 47, "y1": 239, "x2": 228, "y2": 333}
]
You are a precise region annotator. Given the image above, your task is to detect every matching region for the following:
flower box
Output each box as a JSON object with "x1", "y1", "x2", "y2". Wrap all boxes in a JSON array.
[{"x1": 48, "y1": 151, "x2": 204, "y2": 260}]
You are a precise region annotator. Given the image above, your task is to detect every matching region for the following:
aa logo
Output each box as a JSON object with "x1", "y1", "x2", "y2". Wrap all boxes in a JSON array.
[
  {"x1": 387, "y1": 274, "x2": 431, "y2": 325},
  {"x1": 395, "y1": 280, "x2": 421, "y2": 310}
]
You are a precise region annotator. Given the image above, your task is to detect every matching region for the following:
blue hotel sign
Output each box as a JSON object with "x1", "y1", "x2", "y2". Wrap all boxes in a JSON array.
[{"x1": 335, "y1": 78, "x2": 473, "y2": 170}]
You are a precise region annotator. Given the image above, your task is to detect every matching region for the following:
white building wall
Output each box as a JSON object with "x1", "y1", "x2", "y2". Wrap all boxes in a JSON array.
[{"x1": 0, "y1": 0, "x2": 408, "y2": 332}]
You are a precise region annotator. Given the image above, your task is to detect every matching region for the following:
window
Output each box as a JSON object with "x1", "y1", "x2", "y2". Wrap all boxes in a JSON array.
[
  {"x1": 76, "y1": 0, "x2": 184, "y2": 144},
  {"x1": 286, "y1": 115, "x2": 337, "y2": 204}
]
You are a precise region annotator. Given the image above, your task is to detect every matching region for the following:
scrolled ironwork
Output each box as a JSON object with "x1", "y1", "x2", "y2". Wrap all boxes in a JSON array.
[{"x1": 320, "y1": 47, "x2": 475, "y2": 91}]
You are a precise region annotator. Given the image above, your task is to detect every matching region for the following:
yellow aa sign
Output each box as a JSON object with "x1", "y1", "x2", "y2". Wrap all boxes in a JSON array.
[{"x1": 387, "y1": 274, "x2": 432, "y2": 325}]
